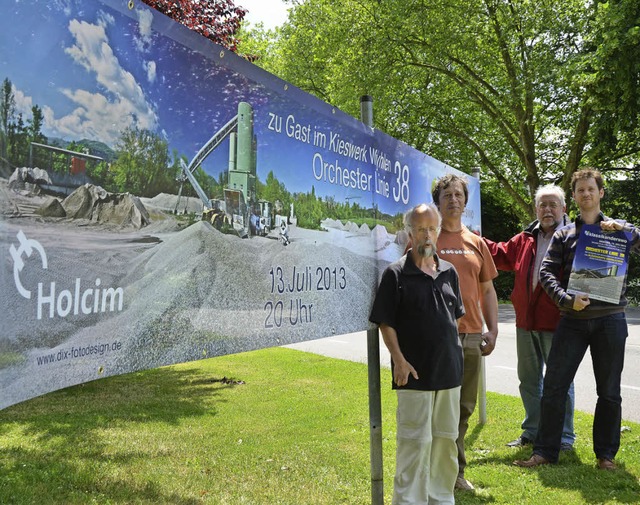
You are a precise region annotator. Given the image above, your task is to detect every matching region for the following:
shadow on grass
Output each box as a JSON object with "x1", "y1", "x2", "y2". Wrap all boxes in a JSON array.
[
  {"x1": 455, "y1": 422, "x2": 495, "y2": 504},
  {"x1": 464, "y1": 422, "x2": 640, "y2": 504},
  {"x1": 0, "y1": 365, "x2": 242, "y2": 504}
]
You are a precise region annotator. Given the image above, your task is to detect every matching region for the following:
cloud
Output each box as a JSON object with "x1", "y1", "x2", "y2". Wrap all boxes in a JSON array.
[
  {"x1": 136, "y1": 8, "x2": 154, "y2": 48},
  {"x1": 52, "y1": 88, "x2": 141, "y2": 142},
  {"x1": 41, "y1": 16, "x2": 158, "y2": 145},
  {"x1": 12, "y1": 87, "x2": 34, "y2": 116},
  {"x1": 144, "y1": 60, "x2": 156, "y2": 83},
  {"x1": 133, "y1": 4, "x2": 155, "y2": 83},
  {"x1": 134, "y1": 9, "x2": 158, "y2": 85},
  {"x1": 52, "y1": 0, "x2": 73, "y2": 17}
]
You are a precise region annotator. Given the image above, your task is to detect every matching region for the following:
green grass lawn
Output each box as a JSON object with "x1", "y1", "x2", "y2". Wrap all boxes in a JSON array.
[{"x1": 1, "y1": 347, "x2": 639, "y2": 504}]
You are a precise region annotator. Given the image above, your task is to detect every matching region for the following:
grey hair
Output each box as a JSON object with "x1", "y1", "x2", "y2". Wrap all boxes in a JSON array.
[
  {"x1": 534, "y1": 184, "x2": 566, "y2": 207},
  {"x1": 403, "y1": 203, "x2": 442, "y2": 233}
]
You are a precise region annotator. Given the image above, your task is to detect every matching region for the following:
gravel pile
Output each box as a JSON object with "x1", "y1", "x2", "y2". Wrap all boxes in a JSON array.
[
  {"x1": 395, "y1": 229, "x2": 410, "y2": 250},
  {"x1": 344, "y1": 221, "x2": 361, "y2": 233},
  {"x1": 372, "y1": 224, "x2": 392, "y2": 252},
  {"x1": 320, "y1": 218, "x2": 344, "y2": 230},
  {"x1": 141, "y1": 192, "x2": 203, "y2": 214}
]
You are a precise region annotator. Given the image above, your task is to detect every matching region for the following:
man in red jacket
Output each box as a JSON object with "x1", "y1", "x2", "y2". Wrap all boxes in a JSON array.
[{"x1": 484, "y1": 184, "x2": 575, "y2": 450}]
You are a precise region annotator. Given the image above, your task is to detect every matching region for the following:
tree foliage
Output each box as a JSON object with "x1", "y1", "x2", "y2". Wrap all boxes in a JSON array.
[
  {"x1": 110, "y1": 127, "x2": 177, "y2": 197},
  {"x1": 0, "y1": 77, "x2": 48, "y2": 173},
  {"x1": 141, "y1": 0, "x2": 247, "y2": 52},
  {"x1": 0, "y1": 78, "x2": 15, "y2": 167},
  {"x1": 584, "y1": 0, "x2": 640, "y2": 166},
  {"x1": 603, "y1": 173, "x2": 640, "y2": 304},
  {"x1": 256, "y1": 0, "x2": 640, "y2": 220},
  {"x1": 261, "y1": 170, "x2": 291, "y2": 211}
]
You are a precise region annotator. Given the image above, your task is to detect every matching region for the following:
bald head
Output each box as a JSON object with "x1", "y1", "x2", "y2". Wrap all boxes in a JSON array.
[{"x1": 405, "y1": 203, "x2": 441, "y2": 259}]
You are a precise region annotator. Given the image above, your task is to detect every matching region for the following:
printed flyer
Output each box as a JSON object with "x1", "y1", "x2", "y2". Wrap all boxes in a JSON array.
[
  {"x1": 0, "y1": 0, "x2": 481, "y2": 408},
  {"x1": 567, "y1": 224, "x2": 632, "y2": 304}
]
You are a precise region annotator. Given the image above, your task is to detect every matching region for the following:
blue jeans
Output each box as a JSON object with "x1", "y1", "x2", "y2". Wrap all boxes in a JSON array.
[
  {"x1": 534, "y1": 313, "x2": 628, "y2": 462},
  {"x1": 516, "y1": 328, "x2": 575, "y2": 445}
]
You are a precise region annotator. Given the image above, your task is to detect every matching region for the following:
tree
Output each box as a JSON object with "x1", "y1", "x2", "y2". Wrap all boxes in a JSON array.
[
  {"x1": 0, "y1": 78, "x2": 50, "y2": 171},
  {"x1": 88, "y1": 161, "x2": 116, "y2": 192},
  {"x1": 26, "y1": 105, "x2": 48, "y2": 168},
  {"x1": 294, "y1": 188, "x2": 324, "y2": 229},
  {"x1": 8, "y1": 113, "x2": 27, "y2": 168},
  {"x1": 0, "y1": 77, "x2": 15, "y2": 170},
  {"x1": 583, "y1": 0, "x2": 640, "y2": 167},
  {"x1": 602, "y1": 171, "x2": 640, "y2": 304},
  {"x1": 261, "y1": 170, "x2": 290, "y2": 209},
  {"x1": 141, "y1": 0, "x2": 247, "y2": 52},
  {"x1": 262, "y1": 0, "x2": 640, "y2": 220},
  {"x1": 26, "y1": 105, "x2": 46, "y2": 145},
  {"x1": 110, "y1": 127, "x2": 173, "y2": 197},
  {"x1": 236, "y1": 22, "x2": 283, "y2": 64}
]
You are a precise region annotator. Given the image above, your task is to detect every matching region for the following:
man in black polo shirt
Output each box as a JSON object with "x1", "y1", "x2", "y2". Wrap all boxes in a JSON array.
[{"x1": 370, "y1": 203, "x2": 465, "y2": 505}]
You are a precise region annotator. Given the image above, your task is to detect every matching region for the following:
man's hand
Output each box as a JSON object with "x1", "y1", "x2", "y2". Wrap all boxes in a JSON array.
[
  {"x1": 379, "y1": 324, "x2": 418, "y2": 387},
  {"x1": 572, "y1": 294, "x2": 590, "y2": 311},
  {"x1": 481, "y1": 330, "x2": 497, "y2": 356},
  {"x1": 393, "y1": 358, "x2": 419, "y2": 387},
  {"x1": 600, "y1": 220, "x2": 624, "y2": 232},
  {"x1": 479, "y1": 280, "x2": 499, "y2": 357}
]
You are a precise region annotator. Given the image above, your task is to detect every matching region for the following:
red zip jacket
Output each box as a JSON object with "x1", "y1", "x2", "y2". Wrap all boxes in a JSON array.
[{"x1": 483, "y1": 217, "x2": 569, "y2": 332}]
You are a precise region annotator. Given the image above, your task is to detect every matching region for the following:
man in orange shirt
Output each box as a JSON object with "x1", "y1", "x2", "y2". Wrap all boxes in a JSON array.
[{"x1": 432, "y1": 174, "x2": 499, "y2": 491}]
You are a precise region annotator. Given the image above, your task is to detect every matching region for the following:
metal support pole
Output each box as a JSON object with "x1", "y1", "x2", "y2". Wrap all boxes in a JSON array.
[
  {"x1": 361, "y1": 94, "x2": 384, "y2": 505},
  {"x1": 367, "y1": 328, "x2": 384, "y2": 503},
  {"x1": 360, "y1": 95, "x2": 374, "y2": 130},
  {"x1": 471, "y1": 167, "x2": 487, "y2": 425}
]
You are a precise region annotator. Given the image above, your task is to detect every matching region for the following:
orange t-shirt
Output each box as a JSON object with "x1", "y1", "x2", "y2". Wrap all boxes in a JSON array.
[{"x1": 436, "y1": 226, "x2": 498, "y2": 334}]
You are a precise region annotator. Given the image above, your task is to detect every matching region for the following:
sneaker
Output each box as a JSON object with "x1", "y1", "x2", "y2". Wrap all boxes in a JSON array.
[
  {"x1": 454, "y1": 476, "x2": 475, "y2": 491},
  {"x1": 506, "y1": 436, "x2": 533, "y2": 448},
  {"x1": 560, "y1": 442, "x2": 573, "y2": 451}
]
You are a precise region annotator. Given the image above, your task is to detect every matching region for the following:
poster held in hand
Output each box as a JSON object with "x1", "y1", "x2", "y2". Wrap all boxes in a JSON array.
[{"x1": 567, "y1": 224, "x2": 632, "y2": 304}]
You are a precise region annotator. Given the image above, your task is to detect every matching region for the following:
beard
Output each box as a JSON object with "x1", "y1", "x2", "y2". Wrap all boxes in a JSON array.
[{"x1": 417, "y1": 241, "x2": 435, "y2": 258}]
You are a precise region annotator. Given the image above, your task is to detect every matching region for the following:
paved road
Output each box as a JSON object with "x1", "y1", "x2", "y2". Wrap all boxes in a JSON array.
[{"x1": 286, "y1": 304, "x2": 640, "y2": 423}]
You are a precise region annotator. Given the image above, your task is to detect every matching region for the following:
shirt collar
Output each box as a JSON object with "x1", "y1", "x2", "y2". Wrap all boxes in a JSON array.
[
  {"x1": 576, "y1": 211, "x2": 606, "y2": 228},
  {"x1": 403, "y1": 250, "x2": 444, "y2": 274}
]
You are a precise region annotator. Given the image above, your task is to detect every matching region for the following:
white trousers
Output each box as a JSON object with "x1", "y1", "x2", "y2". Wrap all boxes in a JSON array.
[{"x1": 393, "y1": 387, "x2": 461, "y2": 505}]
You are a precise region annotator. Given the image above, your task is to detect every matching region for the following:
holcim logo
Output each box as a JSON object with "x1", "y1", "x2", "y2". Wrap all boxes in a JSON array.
[{"x1": 10, "y1": 230, "x2": 124, "y2": 320}]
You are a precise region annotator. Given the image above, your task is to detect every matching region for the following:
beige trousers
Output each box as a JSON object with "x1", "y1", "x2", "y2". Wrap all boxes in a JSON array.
[{"x1": 393, "y1": 387, "x2": 461, "y2": 505}]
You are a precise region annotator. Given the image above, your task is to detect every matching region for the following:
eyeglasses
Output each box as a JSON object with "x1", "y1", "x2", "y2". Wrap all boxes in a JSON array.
[
  {"x1": 537, "y1": 202, "x2": 561, "y2": 210},
  {"x1": 411, "y1": 227, "x2": 439, "y2": 234}
]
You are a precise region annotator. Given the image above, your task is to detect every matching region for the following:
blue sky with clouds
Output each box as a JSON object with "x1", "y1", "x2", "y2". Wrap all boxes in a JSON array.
[
  {"x1": 1, "y1": 0, "x2": 480, "y2": 222},
  {"x1": 3, "y1": 3, "x2": 157, "y2": 146}
]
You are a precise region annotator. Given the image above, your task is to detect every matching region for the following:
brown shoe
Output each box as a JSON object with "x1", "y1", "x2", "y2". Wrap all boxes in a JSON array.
[
  {"x1": 513, "y1": 454, "x2": 552, "y2": 468},
  {"x1": 597, "y1": 458, "x2": 616, "y2": 470}
]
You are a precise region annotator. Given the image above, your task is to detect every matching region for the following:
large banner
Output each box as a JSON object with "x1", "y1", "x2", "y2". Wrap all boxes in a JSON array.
[{"x1": 0, "y1": 0, "x2": 481, "y2": 409}]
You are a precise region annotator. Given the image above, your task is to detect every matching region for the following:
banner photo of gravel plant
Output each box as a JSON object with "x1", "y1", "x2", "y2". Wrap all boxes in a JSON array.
[{"x1": 0, "y1": 0, "x2": 481, "y2": 409}]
